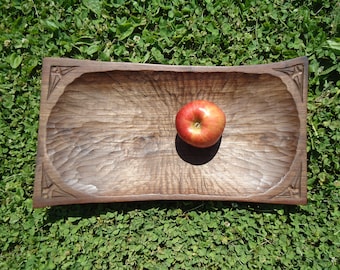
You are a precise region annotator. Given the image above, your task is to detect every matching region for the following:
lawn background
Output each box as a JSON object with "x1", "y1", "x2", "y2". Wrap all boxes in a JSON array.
[{"x1": 0, "y1": 0, "x2": 339, "y2": 269}]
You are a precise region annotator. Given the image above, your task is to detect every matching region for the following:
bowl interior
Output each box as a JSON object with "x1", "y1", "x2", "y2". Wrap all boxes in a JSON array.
[{"x1": 46, "y1": 70, "x2": 299, "y2": 196}]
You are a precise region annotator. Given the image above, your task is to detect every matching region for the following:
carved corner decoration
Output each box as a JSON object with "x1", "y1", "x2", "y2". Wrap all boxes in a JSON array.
[
  {"x1": 41, "y1": 163, "x2": 76, "y2": 200},
  {"x1": 48, "y1": 66, "x2": 77, "y2": 99},
  {"x1": 274, "y1": 161, "x2": 303, "y2": 200},
  {"x1": 33, "y1": 57, "x2": 308, "y2": 207},
  {"x1": 274, "y1": 63, "x2": 304, "y2": 102}
]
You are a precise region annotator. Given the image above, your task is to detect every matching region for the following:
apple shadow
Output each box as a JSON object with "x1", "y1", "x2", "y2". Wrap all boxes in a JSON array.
[{"x1": 175, "y1": 135, "x2": 222, "y2": 165}]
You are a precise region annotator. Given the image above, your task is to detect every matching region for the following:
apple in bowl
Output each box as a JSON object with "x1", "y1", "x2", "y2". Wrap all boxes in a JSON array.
[{"x1": 175, "y1": 100, "x2": 226, "y2": 148}]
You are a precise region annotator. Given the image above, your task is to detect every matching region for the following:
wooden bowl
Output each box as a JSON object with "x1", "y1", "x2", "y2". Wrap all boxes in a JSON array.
[{"x1": 33, "y1": 57, "x2": 308, "y2": 207}]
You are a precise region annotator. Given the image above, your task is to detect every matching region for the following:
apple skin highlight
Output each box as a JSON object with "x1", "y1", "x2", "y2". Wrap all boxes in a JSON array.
[{"x1": 175, "y1": 100, "x2": 226, "y2": 148}]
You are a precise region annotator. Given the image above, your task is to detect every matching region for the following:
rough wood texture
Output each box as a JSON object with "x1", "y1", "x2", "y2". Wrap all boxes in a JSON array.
[{"x1": 33, "y1": 57, "x2": 308, "y2": 207}]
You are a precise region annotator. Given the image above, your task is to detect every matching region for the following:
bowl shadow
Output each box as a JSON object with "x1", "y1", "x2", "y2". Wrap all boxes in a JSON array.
[{"x1": 175, "y1": 134, "x2": 222, "y2": 165}]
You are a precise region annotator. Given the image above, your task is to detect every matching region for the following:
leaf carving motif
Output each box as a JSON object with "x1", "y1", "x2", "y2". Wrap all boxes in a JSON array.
[
  {"x1": 275, "y1": 161, "x2": 302, "y2": 199},
  {"x1": 41, "y1": 163, "x2": 75, "y2": 199},
  {"x1": 274, "y1": 64, "x2": 304, "y2": 102},
  {"x1": 48, "y1": 66, "x2": 77, "y2": 99}
]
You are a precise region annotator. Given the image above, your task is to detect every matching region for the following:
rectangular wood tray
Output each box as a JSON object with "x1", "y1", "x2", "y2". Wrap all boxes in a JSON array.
[{"x1": 33, "y1": 57, "x2": 308, "y2": 207}]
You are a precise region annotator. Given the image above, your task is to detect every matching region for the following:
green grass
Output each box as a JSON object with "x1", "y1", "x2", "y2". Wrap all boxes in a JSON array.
[{"x1": 1, "y1": 0, "x2": 339, "y2": 269}]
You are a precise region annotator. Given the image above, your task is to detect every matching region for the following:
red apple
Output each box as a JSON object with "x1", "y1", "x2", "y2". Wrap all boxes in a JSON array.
[{"x1": 175, "y1": 100, "x2": 226, "y2": 148}]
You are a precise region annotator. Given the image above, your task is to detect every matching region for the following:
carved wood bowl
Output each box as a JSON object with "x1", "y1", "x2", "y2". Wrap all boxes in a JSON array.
[{"x1": 33, "y1": 57, "x2": 308, "y2": 207}]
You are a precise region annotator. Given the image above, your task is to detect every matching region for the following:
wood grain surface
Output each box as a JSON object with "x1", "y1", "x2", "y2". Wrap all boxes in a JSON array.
[{"x1": 33, "y1": 57, "x2": 308, "y2": 207}]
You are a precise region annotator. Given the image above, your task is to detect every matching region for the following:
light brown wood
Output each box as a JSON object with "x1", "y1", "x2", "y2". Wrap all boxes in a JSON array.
[{"x1": 33, "y1": 57, "x2": 308, "y2": 207}]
